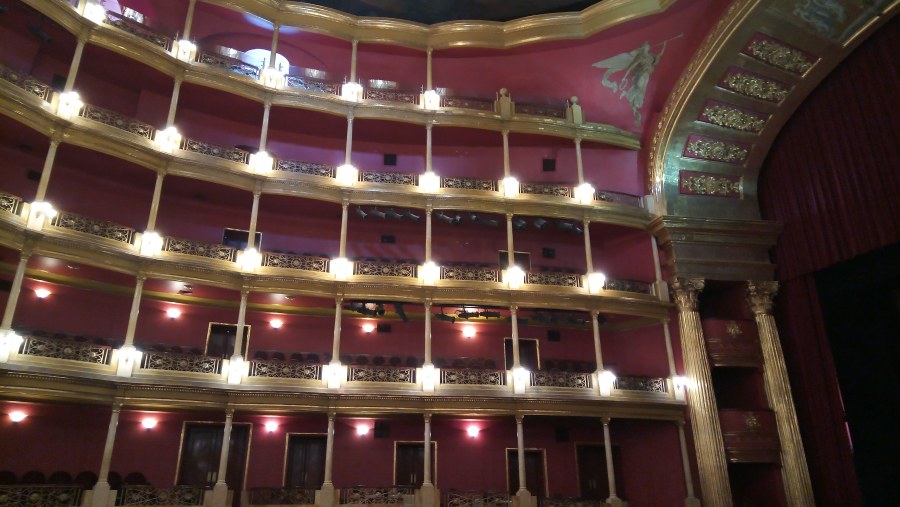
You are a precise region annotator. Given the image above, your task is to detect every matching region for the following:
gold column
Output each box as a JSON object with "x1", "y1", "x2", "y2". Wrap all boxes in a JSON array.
[
  {"x1": 671, "y1": 278, "x2": 732, "y2": 507},
  {"x1": 63, "y1": 37, "x2": 86, "y2": 92},
  {"x1": 746, "y1": 281, "x2": 815, "y2": 506}
]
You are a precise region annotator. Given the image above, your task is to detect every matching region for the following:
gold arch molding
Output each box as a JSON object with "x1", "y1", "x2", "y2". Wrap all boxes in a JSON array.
[{"x1": 648, "y1": 0, "x2": 897, "y2": 280}]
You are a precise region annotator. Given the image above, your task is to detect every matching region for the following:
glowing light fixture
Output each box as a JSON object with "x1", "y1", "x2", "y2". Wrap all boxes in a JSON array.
[
  {"x1": 501, "y1": 177, "x2": 519, "y2": 198},
  {"x1": 420, "y1": 261, "x2": 440, "y2": 286},
  {"x1": 574, "y1": 183, "x2": 595, "y2": 205},
  {"x1": 83, "y1": 2, "x2": 107, "y2": 24},
  {"x1": 462, "y1": 326, "x2": 476, "y2": 339},
  {"x1": 512, "y1": 366, "x2": 530, "y2": 394},
  {"x1": 56, "y1": 91, "x2": 84, "y2": 120},
  {"x1": 329, "y1": 257, "x2": 354, "y2": 280},
  {"x1": 335, "y1": 164, "x2": 359, "y2": 186},
  {"x1": 26, "y1": 201, "x2": 57, "y2": 231},
  {"x1": 323, "y1": 362, "x2": 344, "y2": 389},
  {"x1": 139, "y1": 231, "x2": 164, "y2": 256},
  {"x1": 503, "y1": 265, "x2": 526, "y2": 289},
  {"x1": 270, "y1": 319, "x2": 283, "y2": 329},
  {"x1": 264, "y1": 421, "x2": 278, "y2": 433},
  {"x1": 673, "y1": 375, "x2": 692, "y2": 390},
  {"x1": 260, "y1": 66, "x2": 285, "y2": 89},
  {"x1": 238, "y1": 248, "x2": 261, "y2": 272},
  {"x1": 0, "y1": 331, "x2": 24, "y2": 363},
  {"x1": 227, "y1": 355, "x2": 245, "y2": 384},
  {"x1": 141, "y1": 418, "x2": 157, "y2": 429},
  {"x1": 249, "y1": 151, "x2": 274, "y2": 174},
  {"x1": 8, "y1": 411, "x2": 26, "y2": 423},
  {"x1": 421, "y1": 89, "x2": 440, "y2": 110},
  {"x1": 356, "y1": 424, "x2": 370, "y2": 436},
  {"x1": 34, "y1": 288, "x2": 51, "y2": 299},
  {"x1": 421, "y1": 363, "x2": 436, "y2": 392},
  {"x1": 166, "y1": 308, "x2": 181, "y2": 319},
  {"x1": 153, "y1": 126, "x2": 182, "y2": 154},
  {"x1": 362, "y1": 323, "x2": 376, "y2": 334},
  {"x1": 341, "y1": 82, "x2": 363, "y2": 102},
  {"x1": 174, "y1": 40, "x2": 197, "y2": 62},
  {"x1": 419, "y1": 171, "x2": 440, "y2": 193},
  {"x1": 598, "y1": 369, "x2": 616, "y2": 397},
  {"x1": 466, "y1": 426, "x2": 479, "y2": 438},
  {"x1": 586, "y1": 272, "x2": 607, "y2": 294}
]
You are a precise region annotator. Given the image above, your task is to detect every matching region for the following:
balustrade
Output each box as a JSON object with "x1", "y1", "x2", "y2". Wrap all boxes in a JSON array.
[
  {"x1": 103, "y1": 10, "x2": 172, "y2": 50},
  {"x1": 139, "y1": 350, "x2": 222, "y2": 375},
  {"x1": 248, "y1": 488, "x2": 317, "y2": 506},
  {"x1": 347, "y1": 366, "x2": 416, "y2": 383},
  {"x1": 440, "y1": 368, "x2": 507, "y2": 386},
  {"x1": 530, "y1": 370, "x2": 592, "y2": 389},
  {"x1": 440, "y1": 265, "x2": 500, "y2": 283},
  {"x1": 525, "y1": 271, "x2": 583, "y2": 288},
  {"x1": 275, "y1": 159, "x2": 336, "y2": 178},
  {"x1": 516, "y1": 102, "x2": 567, "y2": 119},
  {"x1": 0, "y1": 192, "x2": 23, "y2": 215},
  {"x1": 285, "y1": 74, "x2": 341, "y2": 95},
  {"x1": 79, "y1": 104, "x2": 155, "y2": 139},
  {"x1": 520, "y1": 182, "x2": 572, "y2": 198},
  {"x1": 249, "y1": 359, "x2": 322, "y2": 381},
  {"x1": 117, "y1": 486, "x2": 204, "y2": 506},
  {"x1": 196, "y1": 48, "x2": 261, "y2": 79},
  {"x1": 441, "y1": 176, "x2": 498, "y2": 192},
  {"x1": 20, "y1": 335, "x2": 111, "y2": 365},
  {"x1": 614, "y1": 375, "x2": 668, "y2": 393},
  {"x1": 440, "y1": 95, "x2": 495, "y2": 111},
  {"x1": 180, "y1": 138, "x2": 250, "y2": 164},
  {"x1": 354, "y1": 261, "x2": 418, "y2": 279},
  {"x1": 594, "y1": 190, "x2": 643, "y2": 207},
  {"x1": 51, "y1": 211, "x2": 136, "y2": 244},
  {"x1": 604, "y1": 278, "x2": 653, "y2": 295},
  {"x1": 262, "y1": 252, "x2": 330, "y2": 273},
  {"x1": 0, "y1": 486, "x2": 83, "y2": 507},
  {"x1": 444, "y1": 490, "x2": 512, "y2": 507},
  {"x1": 162, "y1": 236, "x2": 238, "y2": 262},
  {"x1": 340, "y1": 486, "x2": 413, "y2": 505},
  {"x1": 360, "y1": 171, "x2": 418, "y2": 186},
  {"x1": 364, "y1": 88, "x2": 420, "y2": 105},
  {"x1": 0, "y1": 63, "x2": 51, "y2": 101},
  {"x1": 543, "y1": 498, "x2": 604, "y2": 507}
]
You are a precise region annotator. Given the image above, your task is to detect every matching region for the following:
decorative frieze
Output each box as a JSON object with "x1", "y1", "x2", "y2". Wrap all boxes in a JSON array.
[
  {"x1": 520, "y1": 182, "x2": 572, "y2": 198},
  {"x1": 140, "y1": 351, "x2": 222, "y2": 375},
  {"x1": 441, "y1": 96, "x2": 494, "y2": 111},
  {"x1": 614, "y1": 375, "x2": 667, "y2": 393},
  {"x1": 354, "y1": 261, "x2": 418, "y2": 278},
  {"x1": 364, "y1": 88, "x2": 419, "y2": 104},
  {"x1": 593, "y1": 190, "x2": 643, "y2": 207},
  {"x1": 720, "y1": 68, "x2": 791, "y2": 102},
  {"x1": 347, "y1": 366, "x2": 415, "y2": 383},
  {"x1": 360, "y1": 171, "x2": 418, "y2": 186},
  {"x1": 525, "y1": 271, "x2": 582, "y2": 288},
  {"x1": 275, "y1": 159, "x2": 335, "y2": 178},
  {"x1": 440, "y1": 368, "x2": 506, "y2": 386},
  {"x1": 163, "y1": 237, "x2": 237, "y2": 262},
  {"x1": 249, "y1": 360, "x2": 322, "y2": 380},
  {"x1": 679, "y1": 171, "x2": 742, "y2": 198},
  {"x1": 743, "y1": 34, "x2": 815, "y2": 75},
  {"x1": 684, "y1": 135, "x2": 750, "y2": 164},
  {"x1": 604, "y1": 278, "x2": 653, "y2": 294},
  {"x1": 263, "y1": 253, "x2": 329, "y2": 273},
  {"x1": 445, "y1": 491, "x2": 511, "y2": 507},
  {"x1": 0, "y1": 64, "x2": 51, "y2": 101},
  {"x1": 699, "y1": 101, "x2": 768, "y2": 133},
  {"x1": 440, "y1": 265, "x2": 500, "y2": 283},
  {"x1": 181, "y1": 138, "x2": 250, "y2": 164},
  {"x1": 20, "y1": 335, "x2": 111, "y2": 365},
  {"x1": 516, "y1": 102, "x2": 567, "y2": 118},
  {"x1": 531, "y1": 370, "x2": 592, "y2": 389},
  {"x1": 51, "y1": 211, "x2": 136, "y2": 244},
  {"x1": 197, "y1": 50, "x2": 260, "y2": 79}
]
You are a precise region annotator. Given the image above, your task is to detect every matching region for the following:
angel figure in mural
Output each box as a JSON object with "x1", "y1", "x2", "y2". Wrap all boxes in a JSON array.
[{"x1": 592, "y1": 34, "x2": 682, "y2": 127}]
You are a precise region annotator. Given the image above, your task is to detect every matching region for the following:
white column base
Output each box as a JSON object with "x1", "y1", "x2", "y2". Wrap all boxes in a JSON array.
[
  {"x1": 685, "y1": 497, "x2": 701, "y2": 507},
  {"x1": 210, "y1": 483, "x2": 229, "y2": 507},
  {"x1": 316, "y1": 484, "x2": 337, "y2": 507},
  {"x1": 514, "y1": 489, "x2": 535, "y2": 507},
  {"x1": 87, "y1": 483, "x2": 113, "y2": 507},
  {"x1": 606, "y1": 496, "x2": 626, "y2": 507},
  {"x1": 418, "y1": 484, "x2": 438, "y2": 507}
]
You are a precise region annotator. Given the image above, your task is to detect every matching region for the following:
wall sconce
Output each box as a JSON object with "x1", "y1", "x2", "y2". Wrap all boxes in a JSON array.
[
  {"x1": 341, "y1": 82, "x2": 363, "y2": 102},
  {"x1": 8, "y1": 411, "x2": 27, "y2": 423},
  {"x1": 512, "y1": 366, "x2": 530, "y2": 394},
  {"x1": 361, "y1": 323, "x2": 376, "y2": 334},
  {"x1": 462, "y1": 326, "x2": 476, "y2": 339},
  {"x1": 323, "y1": 362, "x2": 344, "y2": 389},
  {"x1": 419, "y1": 171, "x2": 440, "y2": 193},
  {"x1": 227, "y1": 355, "x2": 245, "y2": 384},
  {"x1": 503, "y1": 266, "x2": 526, "y2": 289},
  {"x1": 56, "y1": 91, "x2": 84, "y2": 120},
  {"x1": 329, "y1": 257, "x2": 354, "y2": 280},
  {"x1": 264, "y1": 421, "x2": 278, "y2": 433},
  {"x1": 153, "y1": 126, "x2": 182, "y2": 154},
  {"x1": 26, "y1": 201, "x2": 57, "y2": 231},
  {"x1": 83, "y1": 2, "x2": 107, "y2": 24},
  {"x1": 598, "y1": 369, "x2": 616, "y2": 397},
  {"x1": 335, "y1": 164, "x2": 359, "y2": 186},
  {"x1": 115, "y1": 345, "x2": 141, "y2": 377},
  {"x1": 166, "y1": 308, "x2": 181, "y2": 319},
  {"x1": 141, "y1": 418, "x2": 157, "y2": 429},
  {"x1": 421, "y1": 90, "x2": 440, "y2": 110},
  {"x1": 174, "y1": 40, "x2": 197, "y2": 62},
  {"x1": 419, "y1": 261, "x2": 440, "y2": 286},
  {"x1": 466, "y1": 426, "x2": 479, "y2": 438},
  {"x1": 249, "y1": 151, "x2": 274, "y2": 174},
  {"x1": 586, "y1": 272, "x2": 606, "y2": 294},
  {"x1": 500, "y1": 177, "x2": 519, "y2": 198},
  {"x1": 238, "y1": 248, "x2": 261, "y2": 272},
  {"x1": 0, "y1": 331, "x2": 24, "y2": 363},
  {"x1": 270, "y1": 319, "x2": 283, "y2": 329},
  {"x1": 574, "y1": 183, "x2": 595, "y2": 205},
  {"x1": 260, "y1": 67, "x2": 285, "y2": 89},
  {"x1": 34, "y1": 288, "x2": 51, "y2": 299},
  {"x1": 421, "y1": 363, "x2": 436, "y2": 392},
  {"x1": 138, "y1": 231, "x2": 164, "y2": 256},
  {"x1": 356, "y1": 424, "x2": 370, "y2": 436}
]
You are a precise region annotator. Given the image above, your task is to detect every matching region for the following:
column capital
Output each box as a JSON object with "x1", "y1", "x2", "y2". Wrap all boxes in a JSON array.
[
  {"x1": 590, "y1": 309, "x2": 600, "y2": 318},
  {"x1": 327, "y1": 411, "x2": 337, "y2": 421},
  {"x1": 746, "y1": 280, "x2": 779, "y2": 315},
  {"x1": 510, "y1": 305, "x2": 518, "y2": 313},
  {"x1": 423, "y1": 300, "x2": 432, "y2": 310},
  {"x1": 574, "y1": 134, "x2": 583, "y2": 144},
  {"x1": 670, "y1": 278, "x2": 705, "y2": 312},
  {"x1": 423, "y1": 413, "x2": 432, "y2": 423},
  {"x1": 515, "y1": 414, "x2": 524, "y2": 424},
  {"x1": 135, "y1": 272, "x2": 147, "y2": 283},
  {"x1": 346, "y1": 110, "x2": 355, "y2": 122},
  {"x1": 601, "y1": 417, "x2": 611, "y2": 426},
  {"x1": 19, "y1": 240, "x2": 35, "y2": 260},
  {"x1": 341, "y1": 195, "x2": 351, "y2": 207},
  {"x1": 224, "y1": 407, "x2": 235, "y2": 417},
  {"x1": 240, "y1": 287, "x2": 251, "y2": 298},
  {"x1": 425, "y1": 200, "x2": 433, "y2": 213},
  {"x1": 335, "y1": 296, "x2": 344, "y2": 305},
  {"x1": 111, "y1": 400, "x2": 124, "y2": 412}
]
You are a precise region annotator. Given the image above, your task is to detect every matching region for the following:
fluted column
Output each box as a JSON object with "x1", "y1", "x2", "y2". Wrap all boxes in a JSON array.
[
  {"x1": 211, "y1": 409, "x2": 235, "y2": 507},
  {"x1": 89, "y1": 402, "x2": 123, "y2": 507},
  {"x1": 671, "y1": 278, "x2": 732, "y2": 507},
  {"x1": 0, "y1": 247, "x2": 33, "y2": 332},
  {"x1": 747, "y1": 281, "x2": 815, "y2": 507}
]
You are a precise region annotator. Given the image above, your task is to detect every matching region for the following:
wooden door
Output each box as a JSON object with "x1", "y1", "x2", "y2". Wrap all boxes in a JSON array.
[
  {"x1": 178, "y1": 423, "x2": 249, "y2": 507},
  {"x1": 505, "y1": 338, "x2": 540, "y2": 371},
  {"x1": 507, "y1": 449, "x2": 545, "y2": 499},
  {"x1": 576, "y1": 444, "x2": 624, "y2": 500},
  {"x1": 395, "y1": 443, "x2": 435, "y2": 487},
  {"x1": 285, "y1": 435, "x2": 326, "y2": 488}
]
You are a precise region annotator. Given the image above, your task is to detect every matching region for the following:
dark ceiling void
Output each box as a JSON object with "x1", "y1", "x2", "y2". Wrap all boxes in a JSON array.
[{"x1": 293, "y1": 0, "x2": 603, "y2": 25}]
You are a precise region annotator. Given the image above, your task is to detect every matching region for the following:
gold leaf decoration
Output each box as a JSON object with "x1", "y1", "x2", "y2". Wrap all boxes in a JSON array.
[
  {"x1": 687, "y1": 139, "x2": 749, "y2": 163},
  {"x1": 681, "y1": 175, "x2": 741, "y2": 197},
  {"x1": 723, "y1": 73, "x2": 790, "y2": 102},
  {"x1": 702, "y1": 104, "x2": 767, "y2": 133},
  {"x1": 746, "y1": 39, "x2": 814, "y2": 74}
]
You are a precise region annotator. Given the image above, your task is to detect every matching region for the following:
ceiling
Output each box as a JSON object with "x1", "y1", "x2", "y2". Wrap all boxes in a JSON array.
[{"x1": 292, "y1": 0, "x2": 603, "y2": 25}]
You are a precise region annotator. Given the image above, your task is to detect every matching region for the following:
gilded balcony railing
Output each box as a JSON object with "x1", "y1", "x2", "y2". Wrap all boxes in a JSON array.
[
  {"x1": 20, "y1": 335, "x2": 111, "y2": 365},
  {"x1": 248, "y1": 488, "x2": 317, "y2": 506},
  {"x1": 79, "y1": 104, "x2": 155, "y2": 139},
  {"x1": 444, "y1": 491, "x2": 512, "y2": 507},
  {"x1": 441, "y1": 176, "x2": 498, "y2": 192},
  {"x1": 440, "y1": 368, "x2": 506, "y2": 386},
  {"x1": 197, "y1": 49, "x2": 260, "y2": 79},
  {"x1": 614, "y1": 375, "x2": 668, "y2": 393},
  {"x1": 163, "y1": 237, "x2": 238, "y2": 262},
  {"x1": 140, "y1": 351, "x2": 222, "y2": 375},
  {"x1": 340, "y1": 486, "x2": 413, "y2": 505},
  {"x1": 181, "y1": 138, "x2": 250, "y2": 164},
  {"x1": 516, "y1": 102, "x2": 567, "y2": 119},
  {"x1": 520, "y1": 182, "x2": 572, "y2": 198},
  {"x1": 440, "y1": 96, "x2": 494, "y2": 111},
  {"x1": 544, "y1": 498, "x2": 605, "y2": 507},
  {"x1": 103, "y1": 10, "x2": 172, "y2": 50},
  {"x1": 364, "y1": 88, "x2": 419, "y2": 104},
  {"x1": 0, "y1": 486, "x2": 83, "y2": 507},
  {"x1": 347, "y1": 366, "x2": 416, "y2": 383},
  {"x1": 117, "y1": 486, "x2": 204, "y2": 506},
  {"x1": 525, "y1": 271, "x2": 582, "y2": 288},
  {"x1": 360, "y1": 171, "x2": 418, "y2": 186},
  {"x1": 0, "y1": 191, "x2": 23, "y2": 215},
  {"x1": 604, "y1": 278, "x2": 653, "y2": 295},
  {"x1": 51, "y1": 211, "x2": 136, "y2": 244},
  {"x1": 249, "y1": 360, "x2": 322, "y2": 380},
  {"x1": 275, "y1": 159, "x2": 335, "y2": 178},
  {"x1": 0, "y1": 63, "x2": 52, "y2": 101},
  {"x1": 262, "y1": 252, "x2": 329, "y2": 273},
  {"x1": 353, "y1": 261, "x2": 418, "y2": 278},
  {"x1": 285, "y1": 74, "x2": 341, "y2": 95},
  {"x1": 530, "y1": 370, "x2": 592, "y2": 389},
  {"x1": 440, "y1": 265, "x2": 500, "y2": 283},
  {"x1": 594, "y1": 190, "x2": 643, "y2": 207}
]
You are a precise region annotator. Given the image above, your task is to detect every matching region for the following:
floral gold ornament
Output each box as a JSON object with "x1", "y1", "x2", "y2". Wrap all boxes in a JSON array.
[
  {"x1": 744, "y1": 37, "x2": 814, "y2": 75},
  {"x1": 727, "y1": 320, "x2": 743, "y2": 337},
  {"x1": 679, "y1": 171, "x2": 742, "y2": 198},
  {"x1": 744, "y1": 412, "x2": 761, "y2": 429},
  {"x1": 721, "y1": 70, "x2": 790, "y2": 102},
  {"x1": 700, "y1": 103, "x2": 767, "y2": 133},
  {"x1": 685, "y1": 136, "x2": 750, "y2": 163}
]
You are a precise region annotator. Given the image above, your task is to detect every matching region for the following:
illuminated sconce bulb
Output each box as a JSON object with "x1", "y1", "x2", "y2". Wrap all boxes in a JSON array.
[
  {"x1": 264, "y1": 421, "x2": 278, "y2": 433},
  {"x1": 356, "y1": 424, "x2": 370, "y2": 436},
  {"x1": 673, "y1": 375, "x2": 692, "y2": 390},
  {"x1": 574, "y1": 183, "x2": 595, "y2": 205},
  {"x1": 362, "y1": 323, "x2": 376, "y2": 334},
  {"x1": 462, "y1": 326, "x2": 476, "y2": 339},
  {"x1": 419, "y1": 261, "x2": 440, "y2": 286},
  {"x1": 34, "y1": 288, "x2": 51, "y2": 299},
  {"x1": 419, "y1": 171, "x2": 440, "y2": 193},
  {"x1": 141, "y1": 418, "x2": 157, "y2": 429},
  {"x1": 9, "y1": 411, "x2": 27, "y2": 423},
  {"x1": 504, "y1": 265, "x2": 526, "y2": 289},
  {"x1": 501, "y1": 176, "x2": 519, "y2": 198},
  {"x1": 270, "y1": 319, "x2": 283, "y2": 329},
  {"x1": 26, "y1": 201, "x2": 57, "y2": 231},
  {"x1": 466, "y1": 426, "x2": 479, "y2": 438},
  {"x1": 341, "y1": 82, "x2": 363, "y2": 102},
  {"x1": 586, "y1": 272, "x2": 606, "y2": 294},
  {"x1": 248, "y1": 151, "x2": 274, "y2": 174},
  {"x1": 238, "y1": 247, "x2": 261, "y2": 272},
  {"x1": 56, "y1": 91, "x2": 84, "y2": 120},
  {"x1": 260, "y1": 67, "x2": 285, "y2": 89},
  {"x1": 335, "y1": 164, "x2": 359, "y2": 186},
  {"x1": 329, "y1": 257, "x2": 354, "y2": 280},
  {"x1": 139, "y1": 231, "x2": 164, "y2": 256},
  {"x1": 421, "y1": 89, "x2": 441, "y2": 110},
  {"x1": 166, "y1": 308, "x2": 181, "y2": 319},
  {"x1": 83, "y1": 2, "x2": 107, "y2": 24},
  {"x1": 153, "y1": 126, "x2": 182, "y2": 154},
  {"x1": 174, "y1": 40, "x2": 197, "y2": 62}
]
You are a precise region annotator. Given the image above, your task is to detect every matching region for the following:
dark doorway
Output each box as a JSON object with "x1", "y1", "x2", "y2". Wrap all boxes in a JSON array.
[
  {"x1": 498, "y1": 250, "x2": 531, "y2": 271},
  {"x1": 506, "y1": 449, "x2": 545, "y2": 499},
  {"x1": 205, "y1": 324, "x2": 250, "y2": 358},
  {"x1": 285, "y1": 435, "x2": 326, "y2": 488},
  {"x1": 177, "y1": 423, "x2": 250, "y2": 507},
  {"x1": 394, "y1": 442, "x2": 436, "y2": 487},
  {"x1": 576, "y1": 444, "x2": 624, "y2": 501},
  {"x1": 505, "y1": 338, "x2": 540, "y2": 371}
]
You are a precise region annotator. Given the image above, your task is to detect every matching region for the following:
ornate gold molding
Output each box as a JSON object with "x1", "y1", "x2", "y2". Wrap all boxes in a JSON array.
[
  {"x1": 670, "y1": 278, "x2": 704, "y2": 312},
  {"x1": 746, "y1": 280, "x2": 778, "y2": 315}
]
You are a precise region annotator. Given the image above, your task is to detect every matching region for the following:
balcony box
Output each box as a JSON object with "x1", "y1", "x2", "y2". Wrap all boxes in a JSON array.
[
  {"x1": 702, "y1": 319, "x2": 761, "y2": 367},
  {"x1": 719, "y1": 409, "x2": 780, "y2": 463}
]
